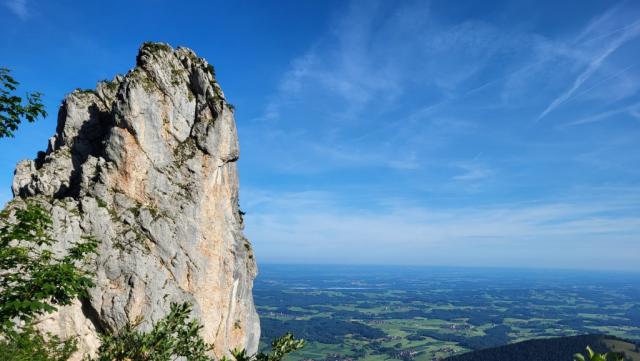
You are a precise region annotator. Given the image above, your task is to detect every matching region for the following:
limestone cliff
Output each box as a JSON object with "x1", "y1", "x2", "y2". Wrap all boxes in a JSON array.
[{"x1": 9, "y1": 42, "x2": 259, "y2": 358}]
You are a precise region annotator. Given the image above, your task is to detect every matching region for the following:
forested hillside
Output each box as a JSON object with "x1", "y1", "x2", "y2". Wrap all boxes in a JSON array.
[{"x1": 444, "y1": 335, "x2": 640, "y2": 361}]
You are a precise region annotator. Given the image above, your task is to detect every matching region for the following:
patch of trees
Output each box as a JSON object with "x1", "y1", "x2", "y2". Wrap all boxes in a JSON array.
[
  {"x1": 260, "y1": 317, "x2": 385, "y2": 344},
  {"x1": 253, "y1": 291, "x2": 351, "y2": 308},
  {"x1": 626, "y1": 305, "x2": 640, "y2": 324},
  {"x1": 427, "y1": 309, "x2": 504, "y2": 326},
  {"x1": 415, "y1": 325, "x2": 512, "y2": 350},
  {"x1": 443, "y1": 334, "x2": 629, "y2": 361}
]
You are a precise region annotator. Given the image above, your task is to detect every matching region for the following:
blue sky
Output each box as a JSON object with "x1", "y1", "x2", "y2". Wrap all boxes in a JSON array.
[{"x1": 1, "y1": 0, "x2": 639, "y2": 271}]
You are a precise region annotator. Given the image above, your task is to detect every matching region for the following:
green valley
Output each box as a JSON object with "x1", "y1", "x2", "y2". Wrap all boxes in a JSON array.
[{"x1": 255, "y1": 265, "x2": 640, "y2": 361}]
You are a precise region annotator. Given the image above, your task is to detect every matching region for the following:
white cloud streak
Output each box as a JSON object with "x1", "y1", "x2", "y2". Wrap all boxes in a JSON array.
[
  {"x1": 4, "y1": 0, "x2": 28, "y2": 20},
  {"x1": 237, "y1": 1, "x2": 640, "y2": 271},
  {"x1": 244, "y1": 188, "x2": 640, "y2": 270},
  {"x1": 452, "y1": 161, "x2": 494, "y2": 182},
  {"x1": 537, "y1": 14, "x2": 640, "y2": 120},
  {"x1": 564, "y1": 102, "x2": 640, "y2": 127}
]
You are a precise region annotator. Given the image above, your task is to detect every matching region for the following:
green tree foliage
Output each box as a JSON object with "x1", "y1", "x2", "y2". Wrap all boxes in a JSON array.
[
  {"x1": 0, "y1": 67, "x2": 47, "y2": 138},
  {"x1": 573, "y1": 346, "x2": 624, "y2": 361},
  {"x1": 0, "y1": 203, "x2": 98, "y2": 333},
  {"x1": 94, "y1": 301, "x2": 304, "y2": 361},
  {"x1": 93, "y1": 302, "x2": 213, "y2": 361},
  {"x1": 252, "y1": 333, "x2": 305, "y2": 361},
  {"x1": 0, "y1": 202, "x2": 98, "y2": 360},
  {"x1": 260, "y1": 316, "x2": 384, "y2": 344},
  {"x1": 0, "y1": 325, "x2": 77, "y2": 361}
]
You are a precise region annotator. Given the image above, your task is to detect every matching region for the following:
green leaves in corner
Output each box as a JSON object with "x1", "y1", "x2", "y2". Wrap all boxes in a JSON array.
[
  {"x1": 0, "y1": 325, "x2": 78, "y2": 361},
  {"x1": 0, "y1": 202, "x2": 98, "y2": 334},
  {"x1": 0, "y1": 202, "x2": 98, "y2": 360},
  {"x1": 227, "y1": 333, "x2": 305, "y2": 361},
  {"x1": 0, "y1": 67, "x2": 47, "y2": 138},
  {"x1": 573, "y1": 345, "x2": 625, "y2": 361},
  {"x1": 256, "y1": 333, "x2": 305, "y2": 361}
]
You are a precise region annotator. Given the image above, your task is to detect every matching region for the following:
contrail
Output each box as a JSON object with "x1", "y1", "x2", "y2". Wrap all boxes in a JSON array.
[
  {"x1": 580, "y1": 19, "x2": 640, "y2": 45},
  {"x1": 574, "y1": 2, "x2": 625, "y2": 43},
  {"x1": 564, "y1": 102, "x2": 640, "y2": 127},
  {"x1": 537, "y1": 23, "x2": 640, "y2": 121},
  {"x1": 567, "y1": 63, "x2": 636, "y2": 101}
]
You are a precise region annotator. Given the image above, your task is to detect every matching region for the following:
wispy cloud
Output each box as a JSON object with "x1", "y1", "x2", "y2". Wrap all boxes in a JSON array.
[
  {"x1": 236, "y1": 1, "x2": 640, "y2": 271},
  {"x1": 566, "y1": 63, "x2": 637, "y2": 102},
  {"x1": 244, "y1": 187, "x2": 640, "y2": 270},
  {"x1": 452, "y1": 161, "x2": 494, "y2": 182},
  {"x1": 244, "y1": 1, "x2": 533, "y2": 175},
  {"x1": 311, "y1": 143, "x2": 421, "y2": 171},
  {"x1": 564, "y1": 102, "x2": 640, "y2": 127},
  {"x1": 537, "y1": 10, "x2": 640, "y2": 120},
  {"x1": 4, "y1": 0, "x2": 29, "y2": 20},
  {"x1": 258, "y1": 1, "x2": 527, "y2": 123},
  {"x1": 242, "y1": 0, "x2": 640, "y2": 186}
]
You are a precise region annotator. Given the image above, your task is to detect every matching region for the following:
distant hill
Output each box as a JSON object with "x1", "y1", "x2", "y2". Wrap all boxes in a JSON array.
[{"x1": 444, "y1": 334, "x2": 640, "y2": 361}]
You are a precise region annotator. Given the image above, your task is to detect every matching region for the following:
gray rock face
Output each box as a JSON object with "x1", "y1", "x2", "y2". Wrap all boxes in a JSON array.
[{"x1": 9, "y1": 42, "x2": 259, "y2": 359}]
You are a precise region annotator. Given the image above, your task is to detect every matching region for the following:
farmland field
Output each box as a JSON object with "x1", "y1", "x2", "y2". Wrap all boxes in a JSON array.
[{"x1": 255, "y1": 265, "x2": 640, "y2": 361}]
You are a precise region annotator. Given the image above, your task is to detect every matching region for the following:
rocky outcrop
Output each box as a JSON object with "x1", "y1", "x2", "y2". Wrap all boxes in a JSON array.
[{"x1": 9, "y1": 42, "x2": 259, "y2": 358}]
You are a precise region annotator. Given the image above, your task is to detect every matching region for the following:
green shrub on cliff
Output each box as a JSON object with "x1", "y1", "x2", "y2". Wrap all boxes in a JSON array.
[
  {"x1": 93, "y1": 301, "x2": 304, "y2": 361},
  {"x1": 0, "y1": 203, "x2": 98, "y2": 333},
  {"x1": 93, "y1": 302, "x2": 212, "y2": 361},
  {"x1": 0, "y1": 326, "x2": 77, "y2": 361},
  {"x1": 0, "y1": 202, "x2": 98, "y2": 360}
]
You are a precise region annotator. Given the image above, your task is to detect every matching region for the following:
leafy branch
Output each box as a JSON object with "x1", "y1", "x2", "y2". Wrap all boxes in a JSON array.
[
  {"x1": 0, "y1": 203, "x2": 98, "y2": 334},
  {"x1": 0, "y1": 67, "x2": 47, "y2": 138},
  {"x1": 573, "y1": 345, "x2": 625, "y2": 361}
]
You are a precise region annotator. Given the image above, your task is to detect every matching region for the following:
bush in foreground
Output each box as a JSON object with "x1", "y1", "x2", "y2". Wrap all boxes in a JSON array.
[
  {"x1": 93, "y1": 302, "x2": 304, "y2": 361},
  {"x1": 573, "y1": 346, "x2": 624, "y2": 361}
]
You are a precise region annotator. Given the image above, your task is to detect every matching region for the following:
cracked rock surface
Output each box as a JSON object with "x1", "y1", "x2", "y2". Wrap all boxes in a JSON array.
[{"x1": 8, "y1": 42, "x2": 259, "y2": 359}]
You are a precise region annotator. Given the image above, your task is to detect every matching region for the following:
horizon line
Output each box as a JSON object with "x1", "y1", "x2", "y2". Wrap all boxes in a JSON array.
[{"x1": 257, "y1": 262, "x2": 640, "y2": 275}]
